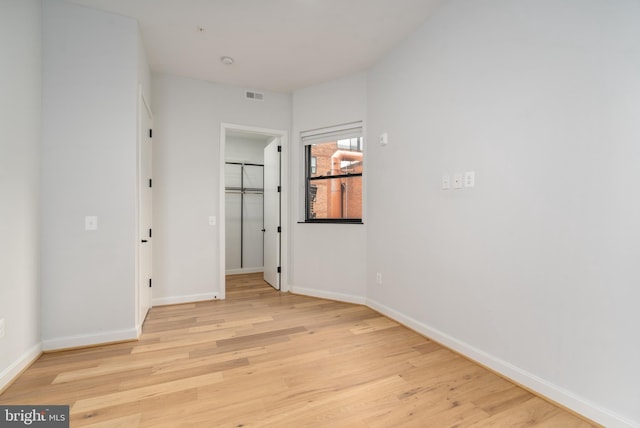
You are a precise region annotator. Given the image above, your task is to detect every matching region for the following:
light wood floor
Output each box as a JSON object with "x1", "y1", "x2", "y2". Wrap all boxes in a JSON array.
[{"x1": 1, "y1": 273, "x2": 596, "y2": 427}]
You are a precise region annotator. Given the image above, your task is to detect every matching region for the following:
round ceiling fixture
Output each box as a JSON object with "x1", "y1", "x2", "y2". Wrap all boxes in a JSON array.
[{"x1": 220, "y1": 56, "x2": 234, "y2": 66}]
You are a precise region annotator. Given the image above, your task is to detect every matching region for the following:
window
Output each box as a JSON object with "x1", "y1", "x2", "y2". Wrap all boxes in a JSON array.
[
  {"x1": 303, "y1": 126, "x2": 363, "y2": 223},
  {"x1": 337, "y1": 137, "x2": 363, "y2": 152},
  {"x1": 310, "y1": 156, "x2": 317, "y2": 174}
]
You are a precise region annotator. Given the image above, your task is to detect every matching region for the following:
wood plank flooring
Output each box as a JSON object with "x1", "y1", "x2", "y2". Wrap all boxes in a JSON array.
[{"x1": 0, "y1": 273, "x2": 597, "y2": 427}]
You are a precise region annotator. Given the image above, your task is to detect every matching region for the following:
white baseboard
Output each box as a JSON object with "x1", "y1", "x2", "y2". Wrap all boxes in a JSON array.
[
  {"x1": 0, "y1": 344, "x2": 42, "y2": 392},
  {"x1": 152, "y1": 292, "x2": 219, "y2": 307},
  {"x1": 226, "y1": 268, "x2": 264, "y2": 275},
  {"x1": 41, "y1": 328, "x2": 138, "y2": 351},
  {"x1": 366, "y1": 298, "x2": 637, "y2": 428},
  {"x1": 290, "y1": 286, "x2": 366, "y2": 305}
]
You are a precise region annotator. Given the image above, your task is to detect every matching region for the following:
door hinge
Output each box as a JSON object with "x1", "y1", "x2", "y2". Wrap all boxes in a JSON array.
[
  {"x1": 277, "y1": 226, "x2": 281, "y2": 233},
  {"x1": 277, "y1": 185, "x2": 281, "y2": 193},
  {"x1": 149, "y1": 178, "x2": 152, "y2": 188},
  {"x1": 277, "y1": 266, "x2": 281, "y2": 273},
  {"x1": 277, "y1": 145, "x2": 282, "y2": 152},
  {"x1": 149, "y1": 228, "x2": 152, "y2": 238},
  {"x1": 149, "y1": 278, "x2": 152, "y2": 288},
  {"x1": 149, "y1": 129, "x2": 153, "y2": 138}
]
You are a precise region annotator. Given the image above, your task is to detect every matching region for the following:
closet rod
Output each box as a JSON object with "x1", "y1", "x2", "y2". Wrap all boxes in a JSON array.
[
  {"x1": 225, "y1": 190, "x2": 264, "y2": 195},
  {"x1": 225, "y1": 161, "x2": 264, "y2": 167}
]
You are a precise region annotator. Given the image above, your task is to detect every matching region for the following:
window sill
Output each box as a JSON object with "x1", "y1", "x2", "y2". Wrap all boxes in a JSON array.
[{"x1": 298, "y1": 220, "x2": 364, "y2": 225}]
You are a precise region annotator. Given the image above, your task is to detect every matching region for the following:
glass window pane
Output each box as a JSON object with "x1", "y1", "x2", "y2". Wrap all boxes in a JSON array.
[
  {"x1": 305, "y1": 133, "x2": 363, "y2": 222},
  {"x1": 309, "y1": 142, "x2": 363, "y2": 178},
  {"x1": 307, "y1": 176, "x2": 362, "y2": 220}
]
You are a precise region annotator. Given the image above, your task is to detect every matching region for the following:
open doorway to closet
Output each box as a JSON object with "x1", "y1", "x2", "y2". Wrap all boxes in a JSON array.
[{"x1": 219, "y1": 124, "x2": 288, "y2": 298}]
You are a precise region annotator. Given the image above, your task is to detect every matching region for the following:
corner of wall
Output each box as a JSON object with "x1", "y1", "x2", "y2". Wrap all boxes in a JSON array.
[{"x1": 0, "y1": 344, "x2": 42, "y2": 394}]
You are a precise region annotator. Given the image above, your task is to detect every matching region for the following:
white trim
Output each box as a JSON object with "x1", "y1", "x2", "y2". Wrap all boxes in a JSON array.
[
  {"x1": 280, "y1": 132, "x2": 289, "y2": 293},
  {"x1": 220, "y1": 123, "x2": 290, "y2": 297},
  {"x1": 300, "y1": 121, "x2": 363, "y2": 139},
  {"x1": 300, "y1": 123, "x2": 363, "y2": 147},
  {"x1": 136, "y1": 85, "x2": 153, "y2": 330},
  {"x1": 291, "y1": 286, "x2": 366, "y2": 305},
  {"x1": 141, "y1": 89, "x2": 153, "y2": 121},
  {"x1": 226, "y1": 267, "x2": 264, "y2": 275},
  {"x1": 0, "y1": 344, "x2": 42, "y2": 392},
  {"x1": 366, "y1": 298, "x2": 637, "y2": 428},
  {"x1": 42, "y1": 328, "x2": 138, "y2": 352},
  {"x1": 219, "y1": 125, "x2": 226, "y2": 299},
  {"x1": 152, "y1": 292, "x2": 219, "y2": 307}
]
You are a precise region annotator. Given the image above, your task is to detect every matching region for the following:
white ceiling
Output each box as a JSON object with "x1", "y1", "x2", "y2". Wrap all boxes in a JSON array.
[{"x1": 66, "y1": 0, "x2": 444, "y2": 93}]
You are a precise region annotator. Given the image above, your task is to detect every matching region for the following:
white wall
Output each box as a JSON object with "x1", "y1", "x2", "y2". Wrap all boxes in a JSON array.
[
  {"x1": 225, "y1": 135, "x2": 269, "y2": 164},
  {"x1": 365, "y1": 1, "x2": 640, "y2": 426},
  {"x1": 137, "y1": 29, "x2": 151, "y2": 108},
  {"x1": 0, "y1": 0, "x2": 42, "y2": 390},
  {"x1": 41, "y1": 0, "x2": 141, "y2": 349},
  {"x1": 151, "y1": 74, "x2": 290, "y2": 305},
  {"x1": 290, "y1": 73, "x2": 367, "y2": 303}
]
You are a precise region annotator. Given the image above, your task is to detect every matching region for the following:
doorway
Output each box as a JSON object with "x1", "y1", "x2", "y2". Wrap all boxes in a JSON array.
[{"x1": 219, "y1": 124, "x2": 288, "y2": 298}]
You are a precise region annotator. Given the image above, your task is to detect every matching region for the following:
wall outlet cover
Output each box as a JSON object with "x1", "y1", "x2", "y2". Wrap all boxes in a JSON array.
[{"x1": 453, "y1": 173, "x2": 463, "y2": 189}]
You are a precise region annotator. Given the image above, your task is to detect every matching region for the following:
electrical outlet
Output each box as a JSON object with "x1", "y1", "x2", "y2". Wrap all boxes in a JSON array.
[
  {"x1": 376, "y1": 273, "x2": 383, "y2": 285},
  {"x1": 0, "y1": 319, "x2": 5, "y2": 339},
  {"x1": 453, "y1": 173, "x2": 463, "y2": 189}
]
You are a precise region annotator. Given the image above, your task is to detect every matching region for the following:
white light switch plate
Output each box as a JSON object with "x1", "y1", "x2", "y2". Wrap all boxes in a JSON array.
[
  {"x1": 442, "y1": 175, "x2": 450, "y2": 190},
  {"x1": 464, "y1": 171, "x2": 475, "y2": 187},
  {"x1": 209, "y1": 216, "x2": 216, "y2": 226},
  {"x1": 0, "y1": 319, "x2": 5, "y2": 339},
  {"x1": 85, "y1": 216, "x2": 98, "y2": 231}
]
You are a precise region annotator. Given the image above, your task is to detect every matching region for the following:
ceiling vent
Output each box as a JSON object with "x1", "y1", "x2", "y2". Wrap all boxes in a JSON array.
[{"x1": 245, "y1": 90, "x2": 264, "y2": 101}]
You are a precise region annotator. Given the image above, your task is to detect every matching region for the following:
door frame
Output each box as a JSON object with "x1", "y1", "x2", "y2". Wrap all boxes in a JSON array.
[
  {"x1": 136, "y1": 86, "x2": 153, "y2": 335},
  {"x1": 219, "y1": 123, "x2": 289, "y2": 299}
]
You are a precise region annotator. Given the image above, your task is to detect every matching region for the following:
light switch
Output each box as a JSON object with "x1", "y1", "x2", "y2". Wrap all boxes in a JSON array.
[
  {"x1": 209, "y1": 216, "x2": 216, "y2": 226},
  {"x1": 85, "y1": 216, "x2": 97, "y2": 231},
  {"x1": 442, "y1": 175, "x2": 450, "y2": 190},
  {"x1": 453, "y1": 173, "x2": 463, "y2": 189},
  {"x1": 464, "y1": 171, "x2": 475, "y2": 188},
  {"x1": 379, "y1": 132, "x2": 388, "y2": 146}
]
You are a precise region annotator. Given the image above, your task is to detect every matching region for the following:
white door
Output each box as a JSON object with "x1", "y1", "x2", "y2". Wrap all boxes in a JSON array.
[
  {"x1": 263, "y1": 139, "x2": 280, "y2": 289},
  {"x1": 139, "y1": 102, "x2": 153, "y2": 325}
]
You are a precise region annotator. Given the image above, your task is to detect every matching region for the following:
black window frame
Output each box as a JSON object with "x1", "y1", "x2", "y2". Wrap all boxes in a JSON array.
[{"x1": 304, "y1": 139, "x2": 363, "y2": 224}]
